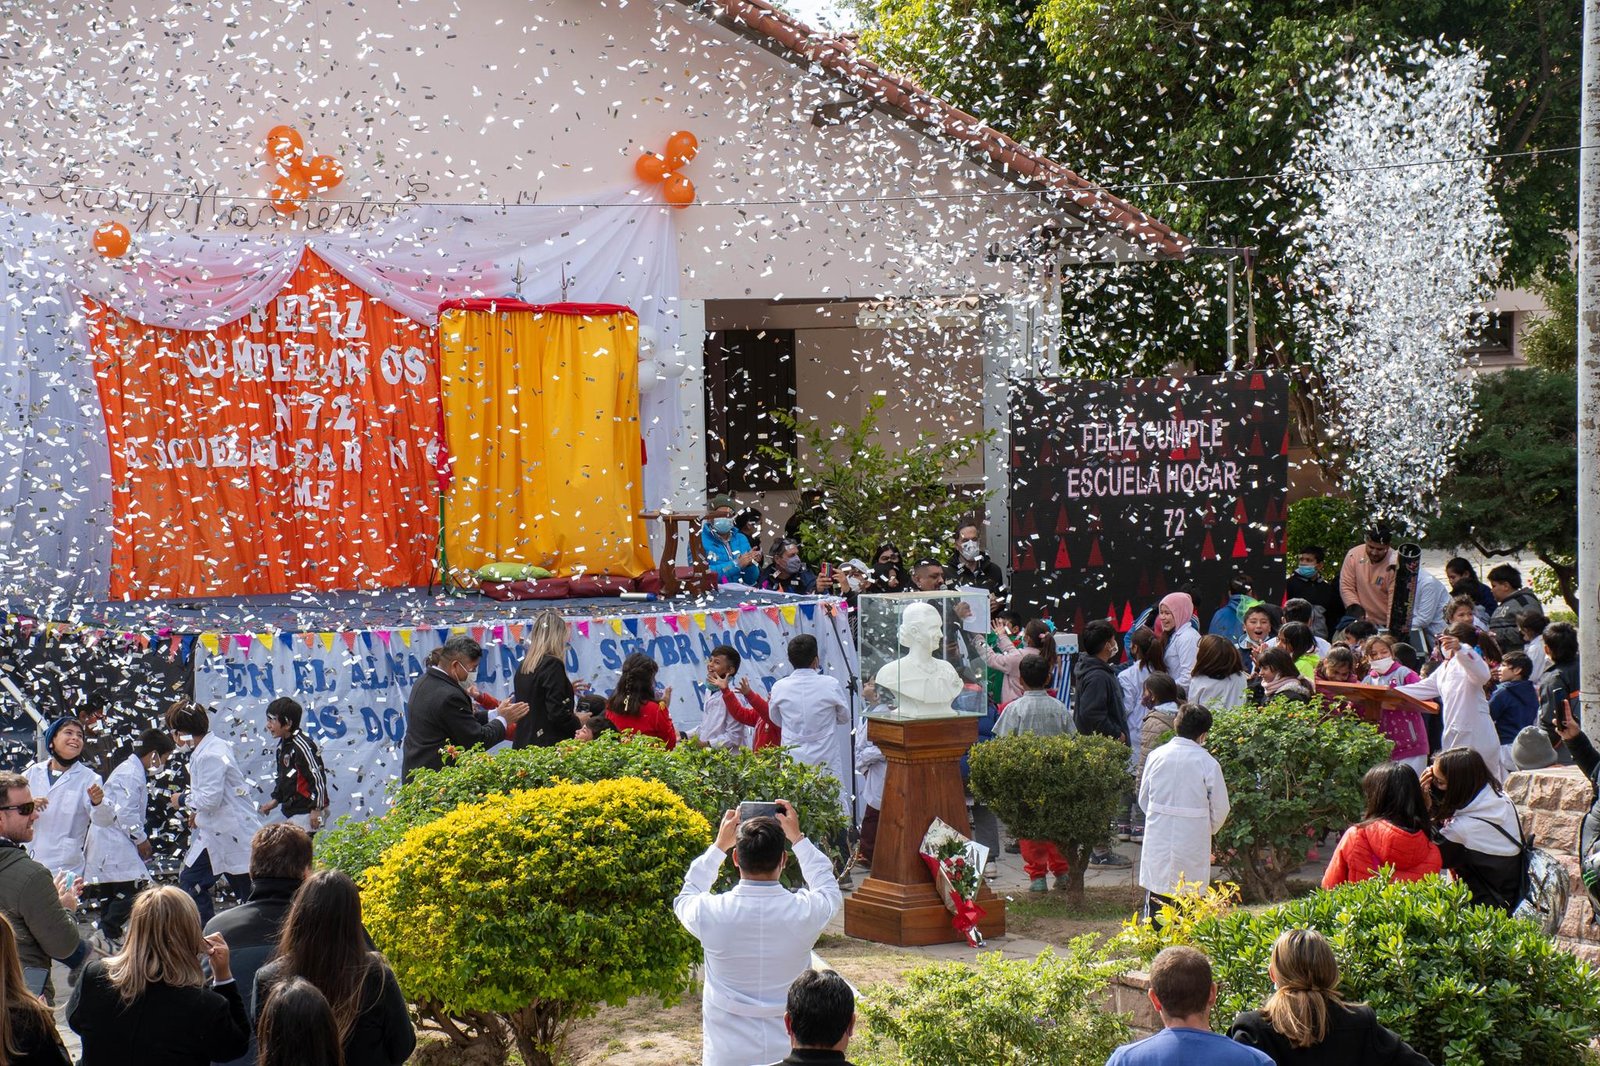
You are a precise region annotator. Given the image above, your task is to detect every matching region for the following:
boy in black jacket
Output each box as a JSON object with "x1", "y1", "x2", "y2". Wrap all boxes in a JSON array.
[
  {"x1": 258, "y1": 698, "x2": 330, "y2": 831},
  {"x1": 1073, "y1": 620, "x2": 1133, "y2": 869}
]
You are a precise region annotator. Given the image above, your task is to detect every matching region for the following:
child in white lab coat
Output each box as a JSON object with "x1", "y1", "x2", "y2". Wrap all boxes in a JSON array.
[{"x1": 1138, "y1": 703, "x2": 1230, "y2": 924}]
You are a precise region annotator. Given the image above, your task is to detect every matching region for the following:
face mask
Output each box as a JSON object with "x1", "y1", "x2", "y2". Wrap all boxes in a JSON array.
[
  {"x1": 846, "y1": 575, "x2": 863, "y2": 592},
  {"x1": 782, "y1": 556, "x2": 803, "y2": 575},
  {"x1": 1369, "y1": 657, "x2": 1393, "y2": 674},
  {"x1": 1294, "y1": 565, "x2": 1317, "y2": 579},
  {"x1": 710, "y1": 517, "x2": 734, "y2": 535},
  {"x1": 959, "y1": 540, "x2": 982, "y2": 561}
]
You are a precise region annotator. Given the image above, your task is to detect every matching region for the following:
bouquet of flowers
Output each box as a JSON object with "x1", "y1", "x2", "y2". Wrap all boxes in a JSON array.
[{"x1": 919, "y1": 817, "x2": 990, "y2": 946}]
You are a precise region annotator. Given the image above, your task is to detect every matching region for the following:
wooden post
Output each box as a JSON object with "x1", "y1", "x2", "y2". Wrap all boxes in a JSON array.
[{"x1": 844, "y1": 714, "x2": 1006, "y2": 946}]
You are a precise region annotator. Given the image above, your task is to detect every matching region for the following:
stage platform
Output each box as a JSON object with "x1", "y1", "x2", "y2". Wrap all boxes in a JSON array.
[{"x1": 9, "y1": 585, "x2": 822, "y2": 635}]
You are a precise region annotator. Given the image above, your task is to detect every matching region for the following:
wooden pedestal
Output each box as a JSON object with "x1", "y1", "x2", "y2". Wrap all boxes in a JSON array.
[{"x1": 844, "y1": 714, "x2": 1006, "y2": 946}]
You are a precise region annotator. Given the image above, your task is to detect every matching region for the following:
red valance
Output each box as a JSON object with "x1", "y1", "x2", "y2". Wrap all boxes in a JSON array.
[{"x1": 437, "y1": 298, "x2": 636, "y2": 317}]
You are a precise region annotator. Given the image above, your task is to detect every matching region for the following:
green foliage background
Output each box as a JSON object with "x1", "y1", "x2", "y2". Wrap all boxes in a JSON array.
[{"x1": 1427, "y1": 367, "x2": 1578, "y2": 610}]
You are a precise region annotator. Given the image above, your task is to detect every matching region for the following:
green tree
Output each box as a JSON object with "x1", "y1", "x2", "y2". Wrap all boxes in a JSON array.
[
  {"x1": 760, "y1": 395, "x2": 991, "y2": 563},
  {"x1": 1427, "y1": 366, "x2": 1579, "y2": 610},
  {"x1": 858, "y1": 0, "x2": 1579, "y2": 459},
  {"x1": 1521, "y1": 269, "x2": 1578, "y2": 373}
]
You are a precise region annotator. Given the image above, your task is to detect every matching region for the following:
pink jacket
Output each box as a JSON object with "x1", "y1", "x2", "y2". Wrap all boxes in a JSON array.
[{"x1": 1365, "y1": 662, "x2": 1427, "y2": 761}]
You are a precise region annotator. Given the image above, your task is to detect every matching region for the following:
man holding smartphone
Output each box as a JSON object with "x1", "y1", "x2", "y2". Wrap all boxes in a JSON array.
[{"x1": 673, "y1": 800, "x2": 841, "y2": 1066}]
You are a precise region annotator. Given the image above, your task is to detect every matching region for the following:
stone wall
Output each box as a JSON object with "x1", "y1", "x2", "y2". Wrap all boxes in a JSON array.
[{"x1": 1504, "y1": 764, "x2": 1599, "y2": 964}]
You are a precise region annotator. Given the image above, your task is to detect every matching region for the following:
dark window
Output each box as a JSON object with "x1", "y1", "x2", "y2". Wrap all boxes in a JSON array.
[
  {"x1": 703, "y1": 329, "x2": 797, "y2": 493},
  {"x1": 1468, "y1": 311, "x2": 1515, "y2": 355}
]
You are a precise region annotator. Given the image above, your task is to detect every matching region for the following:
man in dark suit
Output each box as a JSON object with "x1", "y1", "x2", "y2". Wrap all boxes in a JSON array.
[
  {"x1": 401, "y1": 635, "x2": 528, "y2": 781},
  {"x1": 765, "y1": 969, "x2": 856, "y2": 1066}
]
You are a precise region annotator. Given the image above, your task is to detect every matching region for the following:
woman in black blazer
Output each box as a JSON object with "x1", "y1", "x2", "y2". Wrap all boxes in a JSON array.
[
  {"x1": 68, "y1": 886, "x2": 249, "y2": 1066},
  {"x1": 253, "y1": 870, "x2": 414, "y2": 1066},
  {"x1": 1229, "y1": 929, "x2": 1430, "y2": 1065},
  {"x1": 513, "y1": 609, "x2": 582, "y2": 747}
]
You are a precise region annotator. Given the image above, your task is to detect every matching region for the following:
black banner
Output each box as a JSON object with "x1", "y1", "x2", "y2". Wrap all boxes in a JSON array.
[{"x1": 1008, "y1": 372, "x2": 1290, "y2": 632}]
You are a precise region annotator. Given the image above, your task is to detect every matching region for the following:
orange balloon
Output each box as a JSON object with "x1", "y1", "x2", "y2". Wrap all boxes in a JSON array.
[
  {"x1": 664, "y1": 130, "x2": 699, "y2": 168},
  {"x1": 662, "y1": 174, "x2": 695, "y2": 208},
  {"x1": 268, "y1": 176, "x2": 307, "y2": 215},
  {"x1": 634, "y1": 152, "x2": 671, "y2": 183},
  {"x1": 306, "y1": 154, "x2": 344, "y2": 192},
  {"x1": 91, "y1": 221, "x2": 131, "y2": 258},
  {"x1": 265, "y1": 125, "x2": 304, "y2": 163}
]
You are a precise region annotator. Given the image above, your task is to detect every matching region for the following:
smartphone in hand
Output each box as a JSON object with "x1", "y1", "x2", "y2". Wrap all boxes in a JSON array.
[{"x1": 737, "y1": 801, "x2": 779, "y2": 822}]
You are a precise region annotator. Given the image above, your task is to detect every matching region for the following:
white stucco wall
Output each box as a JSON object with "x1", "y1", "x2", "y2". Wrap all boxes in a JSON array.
[{"x1": 0, "y1": 0, "x2": 1113, "y2": 303}]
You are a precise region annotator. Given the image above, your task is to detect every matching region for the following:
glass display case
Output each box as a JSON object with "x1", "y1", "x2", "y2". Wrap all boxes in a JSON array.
[{"x1": 856, "y1": 591, "x2": 989, "y2": 719}]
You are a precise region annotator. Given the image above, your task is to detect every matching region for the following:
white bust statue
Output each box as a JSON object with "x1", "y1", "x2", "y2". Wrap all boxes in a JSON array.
[{"x1": 872, "y1": 600, "x2": 964, "y2": 718}]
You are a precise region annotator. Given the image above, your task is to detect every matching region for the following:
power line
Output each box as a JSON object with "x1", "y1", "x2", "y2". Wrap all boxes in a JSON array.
[{"x1": 2, "y1": 143, "x2": 1588, "y2": 212}]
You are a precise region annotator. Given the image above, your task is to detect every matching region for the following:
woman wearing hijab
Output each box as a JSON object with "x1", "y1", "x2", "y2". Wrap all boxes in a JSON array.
[{"x1": 1156, "y1": 593, "x2": 1199, "y2": 690}]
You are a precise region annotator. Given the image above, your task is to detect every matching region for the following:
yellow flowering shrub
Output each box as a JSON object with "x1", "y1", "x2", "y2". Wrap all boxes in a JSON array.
[{"x1": 362, "y1": 777, "x2": 710, "y2": 1066}]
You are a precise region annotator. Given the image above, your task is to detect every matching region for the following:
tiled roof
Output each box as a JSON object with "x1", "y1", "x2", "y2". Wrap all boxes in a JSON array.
[{"x1": 672, "y1": 0, "x2": 1190, "y2": 259}]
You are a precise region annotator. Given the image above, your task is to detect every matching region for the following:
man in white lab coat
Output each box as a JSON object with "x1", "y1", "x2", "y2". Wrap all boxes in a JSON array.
[
  {"x1": 766, "y1": 636, "x2": 851, "y2": 814},
  {"x1": 675, "y1": 800, "x2": 842, "y2": 1066},
  {"x1": 1138, "y1": 705, "x2": 1230, "y2": 923}
]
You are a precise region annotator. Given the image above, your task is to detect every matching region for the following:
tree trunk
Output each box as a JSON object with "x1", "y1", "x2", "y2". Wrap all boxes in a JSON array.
[
  {"x1": 506, "y1": 1003, "x2": 570, "y2": 1066},
  {"x1": 1536, "y1": 548, "x2": 1581, "y2": 614},
  {"x1": 1062, "y1": 842, "x2": 1091, "y2": 908}
]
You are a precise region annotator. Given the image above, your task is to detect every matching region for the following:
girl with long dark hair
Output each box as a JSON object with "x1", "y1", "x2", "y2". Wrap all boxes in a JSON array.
[
  {"x1": 1322, "y1": 763, "x2": 1441, "y2": 888},
  {"x1": 252, "y1": 871, "x2": 413, "y2": 1066},
  {"x1": 0, "y1": 915, "x2": 67, "y2": 1065},
  {"x1": 256, "y1": 977, "x2": 343, "y2": 1066},
  {"x1": 604, "y1": 653, "x2": 678, "y2": 749},
  {"x1": 1421, "y1": 747, "x2": 1524, "y2": 912}
]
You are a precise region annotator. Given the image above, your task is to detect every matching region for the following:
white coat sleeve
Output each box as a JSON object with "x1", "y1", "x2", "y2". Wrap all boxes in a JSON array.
[
  {"x1": 1137, "y1": 752, "x2": 1152, "y2": 814},
  {"x1": 672, "y1": 845, "x2": 728, "y2": 936},
  {"x1": 1455, "y1": 647, "x2": 1492, "y2": 687},
  {"x1": 1397, "y1": 673, "x2": 1440, "y2": 702},
  {"x1": 102, "y1": 770, "x2": 145, "y2": 843},
  {"x1": 87, "y1": 773, "x2": 116, "y2": 829},
  {"x1": 766, "y1": 685, "x2": 787, "y2": 731},
  {"x1": 832, "y1": 681, "x2": 850, "y2": 725},
  {"x1": 188, "y1": 751, "x2": 227, "y2": 814},
  {"x1": 854, "y1": 740, "x2": 884, "y2": 774},
  {"x1": 1207, "y1": 760, "x2": 1230, "y2": 834},
  {"x1": 792, "y1": 837, "x2": 842, "y2": 933}
]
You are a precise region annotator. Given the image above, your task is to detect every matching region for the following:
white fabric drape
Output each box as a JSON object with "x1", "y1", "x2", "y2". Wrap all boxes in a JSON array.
[{"x1": 0, "y1": 189, "x2": 684, "y2": 602}]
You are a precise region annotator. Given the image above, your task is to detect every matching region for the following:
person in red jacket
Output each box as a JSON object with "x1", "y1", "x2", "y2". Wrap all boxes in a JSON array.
[
  {"x1": 1322, "y1": 762, "x2": 1441, "y2": 888},
  {"x1": 606, "y1": 653, "x2": 678, "y2": 750}
]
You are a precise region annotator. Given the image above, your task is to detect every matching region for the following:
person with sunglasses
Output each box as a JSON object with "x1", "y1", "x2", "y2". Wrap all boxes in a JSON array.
[{"x1": 0, "y1": 771, "x2": 90, "y2": 1000}]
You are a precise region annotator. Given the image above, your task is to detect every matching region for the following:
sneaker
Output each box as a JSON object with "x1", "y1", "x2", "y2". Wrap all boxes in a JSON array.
[
  {"x1": 1089, "y1": 850, "x2": 1133, "y2": 869},
  {"x1": 1053, "y1": 874, "x2": 1072, "y2": 891},
  {"x1": 1029, "y1": 877, "x2": 1049, "y2": 893},
  {"x1": 1004, "y1": 840, "x2": 1022, "y2": 854}
]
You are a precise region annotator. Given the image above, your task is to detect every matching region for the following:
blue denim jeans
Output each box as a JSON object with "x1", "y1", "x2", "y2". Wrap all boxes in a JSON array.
[{"x1": 179, "y1": 851, "x2": 252, "y2": 925}]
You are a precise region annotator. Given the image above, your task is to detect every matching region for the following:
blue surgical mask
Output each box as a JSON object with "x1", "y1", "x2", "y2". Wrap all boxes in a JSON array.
[
  {"x1": 710, "y1": 517, "x2": 735, "y2": 535},
  {"x1": 782, "y1": 556, "x2": 803, "y2": 575},
  {"x1": 1295, "y1": 565, "x2": 1317, "y2": 579}
]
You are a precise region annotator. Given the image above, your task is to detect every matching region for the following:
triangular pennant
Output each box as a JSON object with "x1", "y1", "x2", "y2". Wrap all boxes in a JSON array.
[
  {"x1": 377, "y1": 630, "x2": 392, "y2": 647},
  {"x1": 492, "y1": 625, "x2": 505, "y2": 643},
  {"x1": 624, "y1": 618, "x2": 640, "y2": 637},
  {"x1": 1233, "y1": 498, "x2": 1248, "y2": 523},
  {"x1": 724, "y1": 610, "x2": 741, "y2": 627},
  {"x1": 576, "y1": 621, "x2": 591, "y2": 638},
  {"x1": 361, "y1": 632, "x2": 374, "y2": 651},
  {"x1": 780, "y1": 605, "x2": 797, "y2": 625},
  {"x1": 168, "y1": 634, "x2": 182, "y2": 660},
  {"x1": 341, "y1": 632, "x2": 359, "y2": 652},
  {"x1": 1054, "y1": 538, "x2": 1072, "y2": 569},
  {"x1": 235, "y1": 634, "x2": 253, "y2": 653},
  {"x1": 1202, "y1": 531, "x2": 1218, "y2": 561},
  {"x1": 800, "y1": 603, "x2": 816, "y2": 621},
  {"x1": 763, "y1": 607, "x2": 781, "y2": 624},
  {"x1": 1232, "y1": 528, "x2": 1249, "y2": 558},
  {"x1": 1121, "y1": 601, "x2": 1135, "y2": 630},
  {"x1": 509, "y1": 623, "x2": 524, "y2": 643},
  {"x1": 400, "y1": 629, "x2": 413, "y2": 648},
  {"x1": 199, "y1": 633, "x2": 220, "y2": 655},
  {"x1": 1087, "y1": 538, "x2": 1104, "y2": 567},
  {"x1": 610, "y1": 619, "x2": 625, "y2": 636},
  {"x1": 471, "y1": 626, "x2": 487, "y2": 643},
  {"x1": 257, "y1": 632, "x2": 275, "y2": 652},
  {"x1": 1247, "y1": 428, "x2": 1264, "y2": 457},
  {"x1": 694, "y1": 612, "x2": 708, "y2": 630},
  {"x1": 664, "y1": 615, "x2": 679, "y2": 633},
  {"x1": 320, "y1": 633, "x2": 336, "y2": 652},
  {"x1": 180, "y1": 634, "x2": 197, "y2": 662},
  {"x1": 644, "y1": 617, "x2": 659, "y2": 635}
]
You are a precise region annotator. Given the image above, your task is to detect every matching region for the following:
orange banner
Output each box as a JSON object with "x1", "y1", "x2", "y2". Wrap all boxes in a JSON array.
[{"x1": 88, "y1": 251, "x2": 440, "y2": 599}]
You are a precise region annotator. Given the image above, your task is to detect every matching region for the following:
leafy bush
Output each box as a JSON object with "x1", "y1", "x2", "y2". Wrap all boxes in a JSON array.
[
  {"x1": 362, "y1": 778, "x2": 708, "y2": 1066},
  {"x1": 1209, "y1": 698, "x2": 1391, "y2": 901},
  {"x1": 856, "y1": 942, "x2": 1131, "y2": 1066},
  {"x1": 1285, "y1": 496, "x2": 1365, "y2": 582},
  {"x1": 318, "y1": 734, "x2": 847, "y2": 888},
  {"x1": 968, "y1": 733, "x2": 1131, "y2": 905},
  {"x1": 1158, "y1": 874, "x2": 1600, "y2": 1065}
]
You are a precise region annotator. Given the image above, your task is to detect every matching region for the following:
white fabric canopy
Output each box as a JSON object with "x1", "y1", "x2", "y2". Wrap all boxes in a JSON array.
[{"x1": 0, "y1": 190, "x2": 684, "y2": 604}]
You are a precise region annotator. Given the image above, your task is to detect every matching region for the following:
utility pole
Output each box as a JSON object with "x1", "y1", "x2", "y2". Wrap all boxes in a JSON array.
[{"x1": 1578, "y1": 0, "x2": 1600, "y2": 722}]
